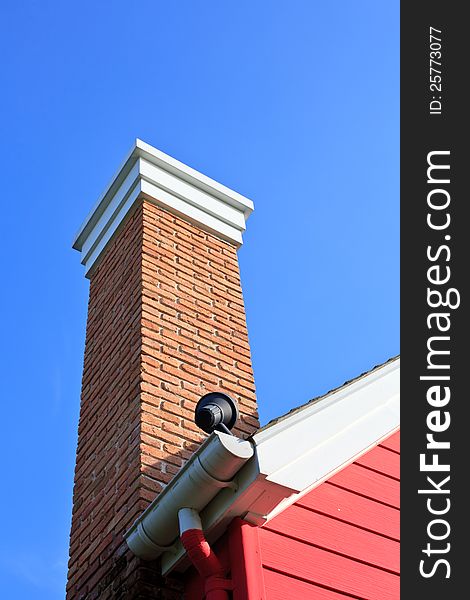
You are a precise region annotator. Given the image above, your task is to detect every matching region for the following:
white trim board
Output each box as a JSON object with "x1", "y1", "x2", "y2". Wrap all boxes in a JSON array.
[
  {"x1": 253, "y1": 357, "x2": 400, "y2": 492},
  {"x1": 73, "y1": 139, "x2": 254, "y2": 277}
]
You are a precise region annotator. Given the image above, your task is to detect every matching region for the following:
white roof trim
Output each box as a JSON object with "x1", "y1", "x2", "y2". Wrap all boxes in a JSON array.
[
  {"x1": 253, "y1": 357, "x2": 399, "y2": 491},
  {"x1": 160, "y1": 357, "x2": 400, "y2": 575},
  {"x1": 73, "y1": 139, "x2": 254, "y2": 277}
]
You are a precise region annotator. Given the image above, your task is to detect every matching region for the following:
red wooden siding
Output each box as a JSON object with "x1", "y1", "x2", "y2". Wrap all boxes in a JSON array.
[
  {"x1": 263, "y1": 569, "x2": 354, "y2": 600},
  {"x1": 380, "y1": 430, "x2": 400, "y2": 453},
  {"x1": 266, "y1": 504, "x2": 399, "y2": 572},
  {"x1": 183, "y1": 431, "x2": 400, "y2": 599},
  {"x1": 328, "y1": 463, "x2": 399, "y2": 508},
  {"x1": 297, "y1": 479, "x2": 399, "y2": 540},
  {"x1": 355, "y1": 445, "x2": 400, "y2": 480},
  {"x1": 259, "y1": 431, "x2": 400, "y2": 599},
  {"x1": 259, "y1": 529, "x2": 399, "y2": 599}
]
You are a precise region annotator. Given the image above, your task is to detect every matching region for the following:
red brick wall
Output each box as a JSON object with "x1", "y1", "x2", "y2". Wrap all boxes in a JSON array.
[{"x1": 67, "y1": 200, "x2": 259, "y2": 599}]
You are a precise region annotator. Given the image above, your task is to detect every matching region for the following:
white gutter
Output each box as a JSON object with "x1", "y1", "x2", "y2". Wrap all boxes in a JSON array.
[{"x1": 124, "y1": 431, "x2": 254, "y2": 560}]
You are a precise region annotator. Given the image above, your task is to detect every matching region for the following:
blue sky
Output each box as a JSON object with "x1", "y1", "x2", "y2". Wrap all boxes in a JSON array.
[{"x1": 0, "y1": 2, "x2": 398, "y2": 597}]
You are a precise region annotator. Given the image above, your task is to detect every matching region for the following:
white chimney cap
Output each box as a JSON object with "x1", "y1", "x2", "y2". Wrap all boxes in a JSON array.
[{"x1": 73, "y1": 139, "x2": 254, "y2": 277}]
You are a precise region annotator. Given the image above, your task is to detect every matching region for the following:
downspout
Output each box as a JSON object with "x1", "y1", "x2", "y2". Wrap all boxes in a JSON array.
[{"x1": 179, "y1": 508, "x2": 231, "y2": 600}]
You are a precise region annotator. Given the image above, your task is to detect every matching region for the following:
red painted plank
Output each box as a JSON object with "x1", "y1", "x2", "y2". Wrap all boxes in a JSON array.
[
  {"x1": 328, "y1": 463, "x2": 400, "y2": 508},
  {"x1": 229, "y1": 518, "x2": 265, "y2": 600},
  {"x1": 355, "y1": 444, "x2": 400, "y2": 480},
  {"x1": 263, "y1": 568, "x2": 352, "y2": 600},
  {"x1": 266, "y1": 504, "x2": 399, "y2": 573},
  {"x1": 259, "y1": 528, "x2": 399, "y2": 600},
  {"x1": 379, "y1": 430, "x2": 400, "y2": 453},
  {"x1": 297, "y1": 480, "x2": 400, "y2": 540}
]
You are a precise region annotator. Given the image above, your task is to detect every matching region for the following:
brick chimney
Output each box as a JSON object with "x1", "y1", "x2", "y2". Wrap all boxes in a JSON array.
[{"x1": 67, "y1": 140, "x2": 259, "y2": 599}]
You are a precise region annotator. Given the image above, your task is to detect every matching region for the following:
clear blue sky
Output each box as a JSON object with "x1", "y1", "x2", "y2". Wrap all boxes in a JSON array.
[{"x1": 0, "y1": 2, "x2": 398, "y2": 597}]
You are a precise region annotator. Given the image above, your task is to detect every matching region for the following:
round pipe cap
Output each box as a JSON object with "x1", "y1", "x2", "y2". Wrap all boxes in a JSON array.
[{"x1": 195, "y1": 392, "x2": 239, "y2": 434}]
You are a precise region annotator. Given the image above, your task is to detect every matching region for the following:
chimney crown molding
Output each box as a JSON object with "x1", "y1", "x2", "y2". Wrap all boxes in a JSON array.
[{"x1": 73, "y1": 139, "x2": 254, "y2": 277}]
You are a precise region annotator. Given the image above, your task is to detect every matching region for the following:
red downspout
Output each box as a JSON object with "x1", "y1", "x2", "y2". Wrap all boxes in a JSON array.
[{"x1": 179, "y1": 509, "x2": 232, "y2": 600}]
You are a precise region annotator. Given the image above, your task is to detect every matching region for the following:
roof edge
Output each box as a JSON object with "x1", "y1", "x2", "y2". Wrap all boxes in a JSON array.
[{"x1": 157, "y1": 356, "x2": 400, "y2": 575}]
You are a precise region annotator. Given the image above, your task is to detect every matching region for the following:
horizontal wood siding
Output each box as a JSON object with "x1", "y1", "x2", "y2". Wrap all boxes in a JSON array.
[
  {"x1": 260, "y1": 529, "x2": 399, "y2": 599},
  {"x1": 380, "y1": 430, "x2": 400, "y2": 453},
  {"x1": 265, "y1": 504, "x2": 399, "y2": 573},
  {"x1": 263, "y1": 569, "x2": 353, "y2": 600},
  {"x1": 260, "y1": 431, "x2": 400, "y2": 599},
  {"x1": 328, "y1": 463, "x2": 399, "y2": 508},
  {"x1": 297, "y1": 479, "x2": 399, "y2": 540},
  {"x1": 355, "y1": 445, "x2": 400, "y2": 480}
]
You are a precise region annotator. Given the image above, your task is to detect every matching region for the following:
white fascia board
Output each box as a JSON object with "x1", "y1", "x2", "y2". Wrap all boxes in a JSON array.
[
  {"x1": 253, "y1": 358, "x2": 400, "y2": 491},
  {"x1": 160, "y1": 358, "x2": 400, "y2": 575},
  {"x1": 73, "y1": 139, "x2": 254, "y2": 277}
]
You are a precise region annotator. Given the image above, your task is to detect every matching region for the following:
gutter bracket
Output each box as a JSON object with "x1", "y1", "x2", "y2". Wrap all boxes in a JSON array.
[{"x1": 210, "y1": 478, "x2": 238, "y2": 491}]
